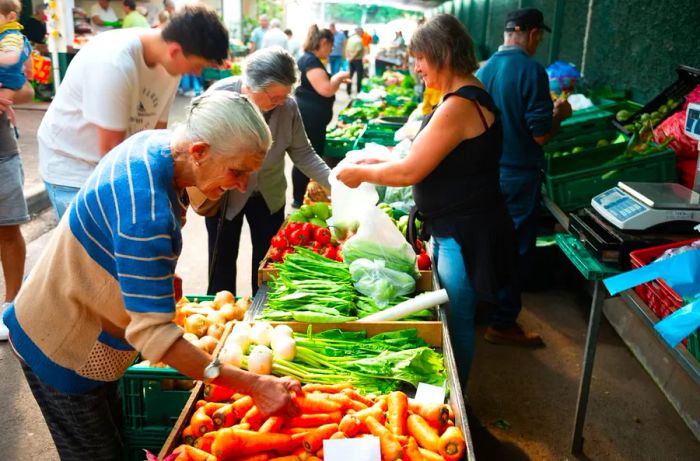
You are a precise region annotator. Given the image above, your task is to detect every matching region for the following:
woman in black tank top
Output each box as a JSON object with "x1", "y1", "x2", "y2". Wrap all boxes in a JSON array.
[{"x1": 336, "y1": 15, "x2": 518, "y2": 387}]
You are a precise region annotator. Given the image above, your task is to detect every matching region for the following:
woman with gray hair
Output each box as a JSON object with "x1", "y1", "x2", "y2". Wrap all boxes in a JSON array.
[
  {"x1": 4, "y1": 91, "x2": 301, "y2": 461},
  {"x1": 203, "y1": 46, "x2": 331, "y2": 296}
]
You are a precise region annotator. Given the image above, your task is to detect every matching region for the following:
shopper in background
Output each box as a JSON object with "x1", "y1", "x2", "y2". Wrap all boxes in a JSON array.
[
  {"x1": 262, "y1": 18, "x2": 288, "y2": 49},
  {"x1": 90, "y1": 0, "x2": 120, "y2": 33},
  {"x1": 291, "y1": 25, "x2": 349, "y2": 207},
  {"x1": 345, "y1": 26, "x2": 364, "y2": 96},
  {"x1": 336, "y1": 14, "x2": 518, "y2": 386},
  {"x1": 476, "y1": 8, "x2": 571, "y2": 346},
  {"x1": 328, "y1": 22, "x2": 345, "y2": 75},
  {"x1": 5, "y1": 92, "x2": 301, "y2": 460},
  {"x1": 122, "y1": 0, "x2": 150, "y2": 29},
  {"x1": 248, "y1": 14, "x2": 269, "y2": 52},
  {"x1": 38, "y1": 5, "x2": 229, "y2": 219},
  {"x1": 20, "y1": 3, "x2": 47, "y2": 48},
  {"x1": 0, "y1": 59, "x2": 35, "y2": 341},
  {"x1": 202, "y1": 47, "x2": 331, "y2": 296},
  {"x1": 163, "y1": 0, "x2": 175, "y2": 16},
  {"x1": 284, "y1": 28, "x2": 301, "y2": 59},
  {"x1": 154, "y1": 9, "x2": 169, "y2": 28}
]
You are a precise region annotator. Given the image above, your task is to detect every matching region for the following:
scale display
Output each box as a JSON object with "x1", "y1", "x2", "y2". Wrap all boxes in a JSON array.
[
  {"x1": 686, "y1": 103, "x2": 700, "y2": 141},
  {"x1": 591, "y1": 182, "x2": 700, "y2": 230}
]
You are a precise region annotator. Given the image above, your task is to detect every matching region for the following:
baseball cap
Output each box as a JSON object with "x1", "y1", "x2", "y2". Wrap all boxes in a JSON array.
[{"x1": 505, "y1": 8, "x2": 551, "y2": 32}]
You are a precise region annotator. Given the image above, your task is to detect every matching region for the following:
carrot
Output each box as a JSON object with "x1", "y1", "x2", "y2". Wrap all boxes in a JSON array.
[
  {"x1": 182, "y1": 444, "x2": 217, "y2": 461},
  {"x1": 291, "y1": 446, "x2": 307, "y2": 457},
  {"x1": 231, "y1": 395, "x2": 256, "y2": 419},
  {"x1": 387, "y1": 391, "x2": 408, "y2": 436},
  {"x1": 327, "y1": 393, "x2": 368, "y2": 411},
  {"x1": 408, "y1": 399, "x2": 450, "y2": 428},
  {"x1": 403, "y1": 436, "x2": 428, "y2": 461},
  {"x1": 363, "y1": 416, "x2": 403, "y2": 461},
  {"x1": 181, "y1": 425, "x2": 197, "y2": 445},
  {"x1": 437, "y1": 426, "x2": 465, "y2": 461},
  {"x1": 204, "y1": 383, "x2": 236, "y2": 402},
  {"x1": 193, "y1": 431, "x2": 217, "y2": 453},
  {"x1": 260, "y1": 416, "x2": 286, "y2": 433},
  {"x1": 307, "y1": 457, "x2": 323, "y2": 461},
  {"x1": 341, "y1": 388, "x2": 375, "y2": 407},
  {"x1": 237, "y1": 454, "x2": 273, "y2": 461},
  {"x1": 277, "y1": 432, "x2": 308, "y2": 454},
  {"x1": 282, "y1": 427, "x2": 314, "y2": 435},
  {"x1": 315, "y1": 447, "x2": 324, "y2": 459},
  {"x1": 339, "y1": 414, "x2": 362, "y2": 437},
  {"x1": 268, "y1": 456, "x2": 300, "y2": 461},
  {"x1": 303, "y1": 423, "x2": 339, "y2": 453},
  {"x1": 212, "y1": 403, "x2": 237, "y2": 428},
  {"x1": 190, "y1": 407, "x2": 215, "y2": 436},
  {"x1": 195, "y1": 399, "x2": 207, "y2": 409},
  {"x1": 353, "y1": 402, "x2": 387, "y2": 427},
  {"x1": 286, "y1": 411, "x2": 342, "y2": 428},
  {"x1": 234, "y1": 422, "x2": 252, "y2": 430},
  {"x1": 171, "y1": 444, "x2": 189, "y2": 461},
  {"x1": 407, "y1": 414, "x2": 440, "y2": 452},
  {"x1": 446, "y1": 404, "x2": 454, "y2": 421},
  {"x1": 418, "y1": 447, "x2": 446, "y2": 461},
  {"x1": 302, "y1": 382, "x2": 353, "y2": 394},
  {"x1": 294, "y1": 393, "x2": 342, "y2": 413},
  {"x1": 242, "y1": 405, "x2": 265, "y2": 431},
  {"x1": 329, "y1": 431, "x2": 346, "y2": 440},
  {"x1": 201, "y1": 401, "x2": 228, "y2": 416},
  {"x1": 212, "y1": 428, "x2": 293, "y2": 459},
  {"x1": 396, "y1": 435, "x2": 408, "y2": 446}
]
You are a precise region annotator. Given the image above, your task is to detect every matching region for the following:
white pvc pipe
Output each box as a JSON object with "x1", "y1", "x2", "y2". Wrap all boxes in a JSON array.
[{"x1": 355, "y1": 289, "x2": 449, "y2": 322}]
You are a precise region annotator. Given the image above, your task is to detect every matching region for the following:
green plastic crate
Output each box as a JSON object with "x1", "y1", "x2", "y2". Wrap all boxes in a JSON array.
[
  {"x1": 354, "y1": 125, "x2": 400, "y2": 150},
  {"x1": 598, "y1": 100, "x2": 643, "y2": 117},
  {"x1": 545, "y1": 127, "x2": 624, "y2": 155},
  {"x1": 688, "y1": 330, "x2": 700, "y2": 363},
  {"x1": 201, "y1": 67, "x2": 232, "y2": 82},
  {"x1": 544, "y1": 143, "x2": 677, "y2": 211},
  {"x1": 325, "y1": 136, "x2": 358, "y2": 158},
  {"x1": 555, "y1": 233, "x2": 618, "y2": 280},
  {"x1": 123, "y1": 433, "x2": 166, "y2": 461},
  {"x1": 552, "y1": 106, "x2": 614, "y2": 142}
]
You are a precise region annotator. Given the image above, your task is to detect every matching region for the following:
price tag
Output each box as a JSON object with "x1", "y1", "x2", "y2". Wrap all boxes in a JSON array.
[
  {"x1": 414, "y1": 381, "x2": 446, "y2": 405},
  {"x1": 324, "y1": 436, "x2": 381, "y2": 461}
]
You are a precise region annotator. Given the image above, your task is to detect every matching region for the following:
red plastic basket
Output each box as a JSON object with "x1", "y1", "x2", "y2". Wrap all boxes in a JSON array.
[{"x1": 629, "y1": 238, "x2": 700, "y2": 322}]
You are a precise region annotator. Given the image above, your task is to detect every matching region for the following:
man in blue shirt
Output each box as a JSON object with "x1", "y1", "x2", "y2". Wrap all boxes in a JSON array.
[
  {"x1": 249, "y1": 14, "x2": 269, "y2": 52},
  {"x1": 329, "y1": 22, "x2": 346, "y2": 75},
  {"x1": 477, "y1": 8, "x2": 572, "y2": 346}
]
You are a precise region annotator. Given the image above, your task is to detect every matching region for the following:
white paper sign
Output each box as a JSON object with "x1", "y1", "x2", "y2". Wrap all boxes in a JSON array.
[
  {"x1": 414, "y1": 381, "x2": 447, "y2": 405},
  {"x1": 324, "y1": 436, "x2": 381, "y2": 461}
]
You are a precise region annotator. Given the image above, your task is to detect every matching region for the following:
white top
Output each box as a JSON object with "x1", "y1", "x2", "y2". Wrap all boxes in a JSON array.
[
  {"x1": 287, "y1": 37, "x2": 301, "y2": 59},
  {"x1": 38, "y1": 29, "x2": 179, "y2": 188},
  {"x1": 90, "y1": 3, "x2": 119, "y2": 33},
  {"x1": 262, "y1": 28, "x2": 288, "y2": 50}
]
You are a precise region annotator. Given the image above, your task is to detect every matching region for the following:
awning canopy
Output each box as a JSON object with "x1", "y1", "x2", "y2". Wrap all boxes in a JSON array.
[{"x1": 318, "y1": 0, "x2": 442, "y2": 13}]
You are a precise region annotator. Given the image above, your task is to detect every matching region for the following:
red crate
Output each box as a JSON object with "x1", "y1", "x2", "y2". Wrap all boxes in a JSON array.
[{"x1": 629, "y1": 239, "x2": 700, "y2": 320}]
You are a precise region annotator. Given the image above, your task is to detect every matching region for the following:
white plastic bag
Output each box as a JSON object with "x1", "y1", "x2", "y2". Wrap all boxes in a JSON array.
[
  {"x1": 328, "y1": 143, "x2": 393, "y2": 236},
  {"x1": 342, "y1": 206, "x2": 419, "y2": 279},
  {"x1": 349, "y1": 258, "x2": 416, "y2": 306}
]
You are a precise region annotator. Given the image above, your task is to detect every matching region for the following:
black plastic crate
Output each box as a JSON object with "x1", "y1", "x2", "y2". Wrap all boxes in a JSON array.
[{"x1": 613, "y1": 65, "x2": 700, "y2": 133}]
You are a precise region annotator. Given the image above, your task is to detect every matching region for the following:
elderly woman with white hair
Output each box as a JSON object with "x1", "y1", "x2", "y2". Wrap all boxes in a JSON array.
[
  {"x1": 3, "y1": 92, "x2": 301, "y2": 461},
  {"x1": 203, "y1": 47, "x2": 331, "y2": 296}
]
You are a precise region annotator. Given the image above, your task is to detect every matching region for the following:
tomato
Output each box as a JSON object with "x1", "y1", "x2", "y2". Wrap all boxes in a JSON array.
[
  {"x1": 314, "y1": 227, "x2": 332, "y2": 245},
  {"x1": 311, "y1": 241, "x2": 324, "y2": 253},
  {"x1": 300, "y1": 223, "x2": 314, "y2": 243},
  {"x1": 417, "y1": 252, "x2": 431, "y2": 270},
  {"x1": 322, "y1": 245, "x2": 337, "y2": 261},
  {"x1": 415, "y1": 239, "x2": 424, "y2": 253},
  {"x1": 269, "y1": 247, "x2": 284, "y2": 262},
  {"x1": 288, "y1": 229, "x2": 304, "y2": 246},
  {"x1": 282, "y1": 247, "x2": 295, "y2": 260},
  {"x1": 270, "y1": 235, "x2": 287, "y2": 249},
  {"x1": 284, "y1": 222, "x2": 300, "y2": 238}
]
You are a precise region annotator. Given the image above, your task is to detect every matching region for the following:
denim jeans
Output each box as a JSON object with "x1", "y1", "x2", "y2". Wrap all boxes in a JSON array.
[
  {"x1": 432, "y1": 236, "x2": 476, "y2": 385},
  {"x1": 44, "y1": 181, "x2": 80, "y2": 220},
  {"x1": 329, "y1": 55, "x2": 343, "y2": 75},
  {"x1": 487, "y1": 167, "x2": 541, "y2": 328}
]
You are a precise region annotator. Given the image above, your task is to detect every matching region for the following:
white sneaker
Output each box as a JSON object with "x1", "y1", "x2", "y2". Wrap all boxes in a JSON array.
[
  {"x1": 0, "y1": 303, "x2": 9, "y2": 341},
  {"x1": 183, "y1": 90, "x2": 196, "y2": 98}
]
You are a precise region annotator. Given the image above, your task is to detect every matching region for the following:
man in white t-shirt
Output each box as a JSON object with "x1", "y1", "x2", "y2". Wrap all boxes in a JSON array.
[
  {"x1": 91, "y1": 0, "x2": 120, "y2": 33},
  {"x1": 261, "y1": 18, "x2": 288, "y2": 49},
  {"x1": 39, "y1": 5, "x2": 230, "y2": 219}
]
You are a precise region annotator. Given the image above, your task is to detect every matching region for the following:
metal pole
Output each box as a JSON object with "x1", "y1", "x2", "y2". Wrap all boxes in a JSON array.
[
  {"x1": 571, "y1": 280, "x2": 606, "y2": 455},
  {"x1": 580, "y1": 0, "x2": 595, "y2": 77}
]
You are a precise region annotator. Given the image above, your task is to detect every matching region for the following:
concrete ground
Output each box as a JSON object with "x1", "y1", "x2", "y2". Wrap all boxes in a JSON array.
[{"x1": 1, "y1": 94, "x2": 698, "y2": 460}]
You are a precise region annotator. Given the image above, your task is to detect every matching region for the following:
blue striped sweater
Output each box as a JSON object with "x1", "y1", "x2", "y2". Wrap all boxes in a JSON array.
[{"x1": 4, "y1": 130, "x2": 187, "y2": 393}]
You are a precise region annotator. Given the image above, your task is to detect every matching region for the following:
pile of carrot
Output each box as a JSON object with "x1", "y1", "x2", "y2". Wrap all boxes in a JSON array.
[{"x1": 168, "y1": 382, "x2": 467, "y2": 461}]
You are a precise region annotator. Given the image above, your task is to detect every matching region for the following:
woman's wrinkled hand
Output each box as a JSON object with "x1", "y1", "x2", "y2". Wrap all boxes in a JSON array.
[
  {"x1": 355, "y1": 158, "x2": 384, "y2": 165},
  {"x1": 248, "y1": 375, "x2": 302, "y2": 418}
]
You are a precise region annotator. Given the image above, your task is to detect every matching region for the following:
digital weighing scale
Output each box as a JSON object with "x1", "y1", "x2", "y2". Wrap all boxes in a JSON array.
[{"x1": 590, "y1": 103, "x2": 700, "y2": 231}]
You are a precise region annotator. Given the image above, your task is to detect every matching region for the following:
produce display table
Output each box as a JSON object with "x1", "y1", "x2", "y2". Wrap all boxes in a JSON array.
[{"x1": 554, "y1": 234, "x2": 619, "y2": 454}]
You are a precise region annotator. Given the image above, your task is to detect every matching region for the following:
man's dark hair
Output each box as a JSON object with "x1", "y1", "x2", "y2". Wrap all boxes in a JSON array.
[
  {"x1": 161, "y1": 5, "x2": 229, "y2": 64},
  {"x1": 123, "y1": 0, "x2": 136, "y2": 10}
]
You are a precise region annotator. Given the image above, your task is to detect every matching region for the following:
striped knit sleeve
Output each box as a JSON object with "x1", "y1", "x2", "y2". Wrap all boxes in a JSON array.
[
  {"x1": 0, "y1": 33, "x2": 24, "y2": 53},
  {"x1": 111, "y1": 138, "x2": 183, "y2": 362}
]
